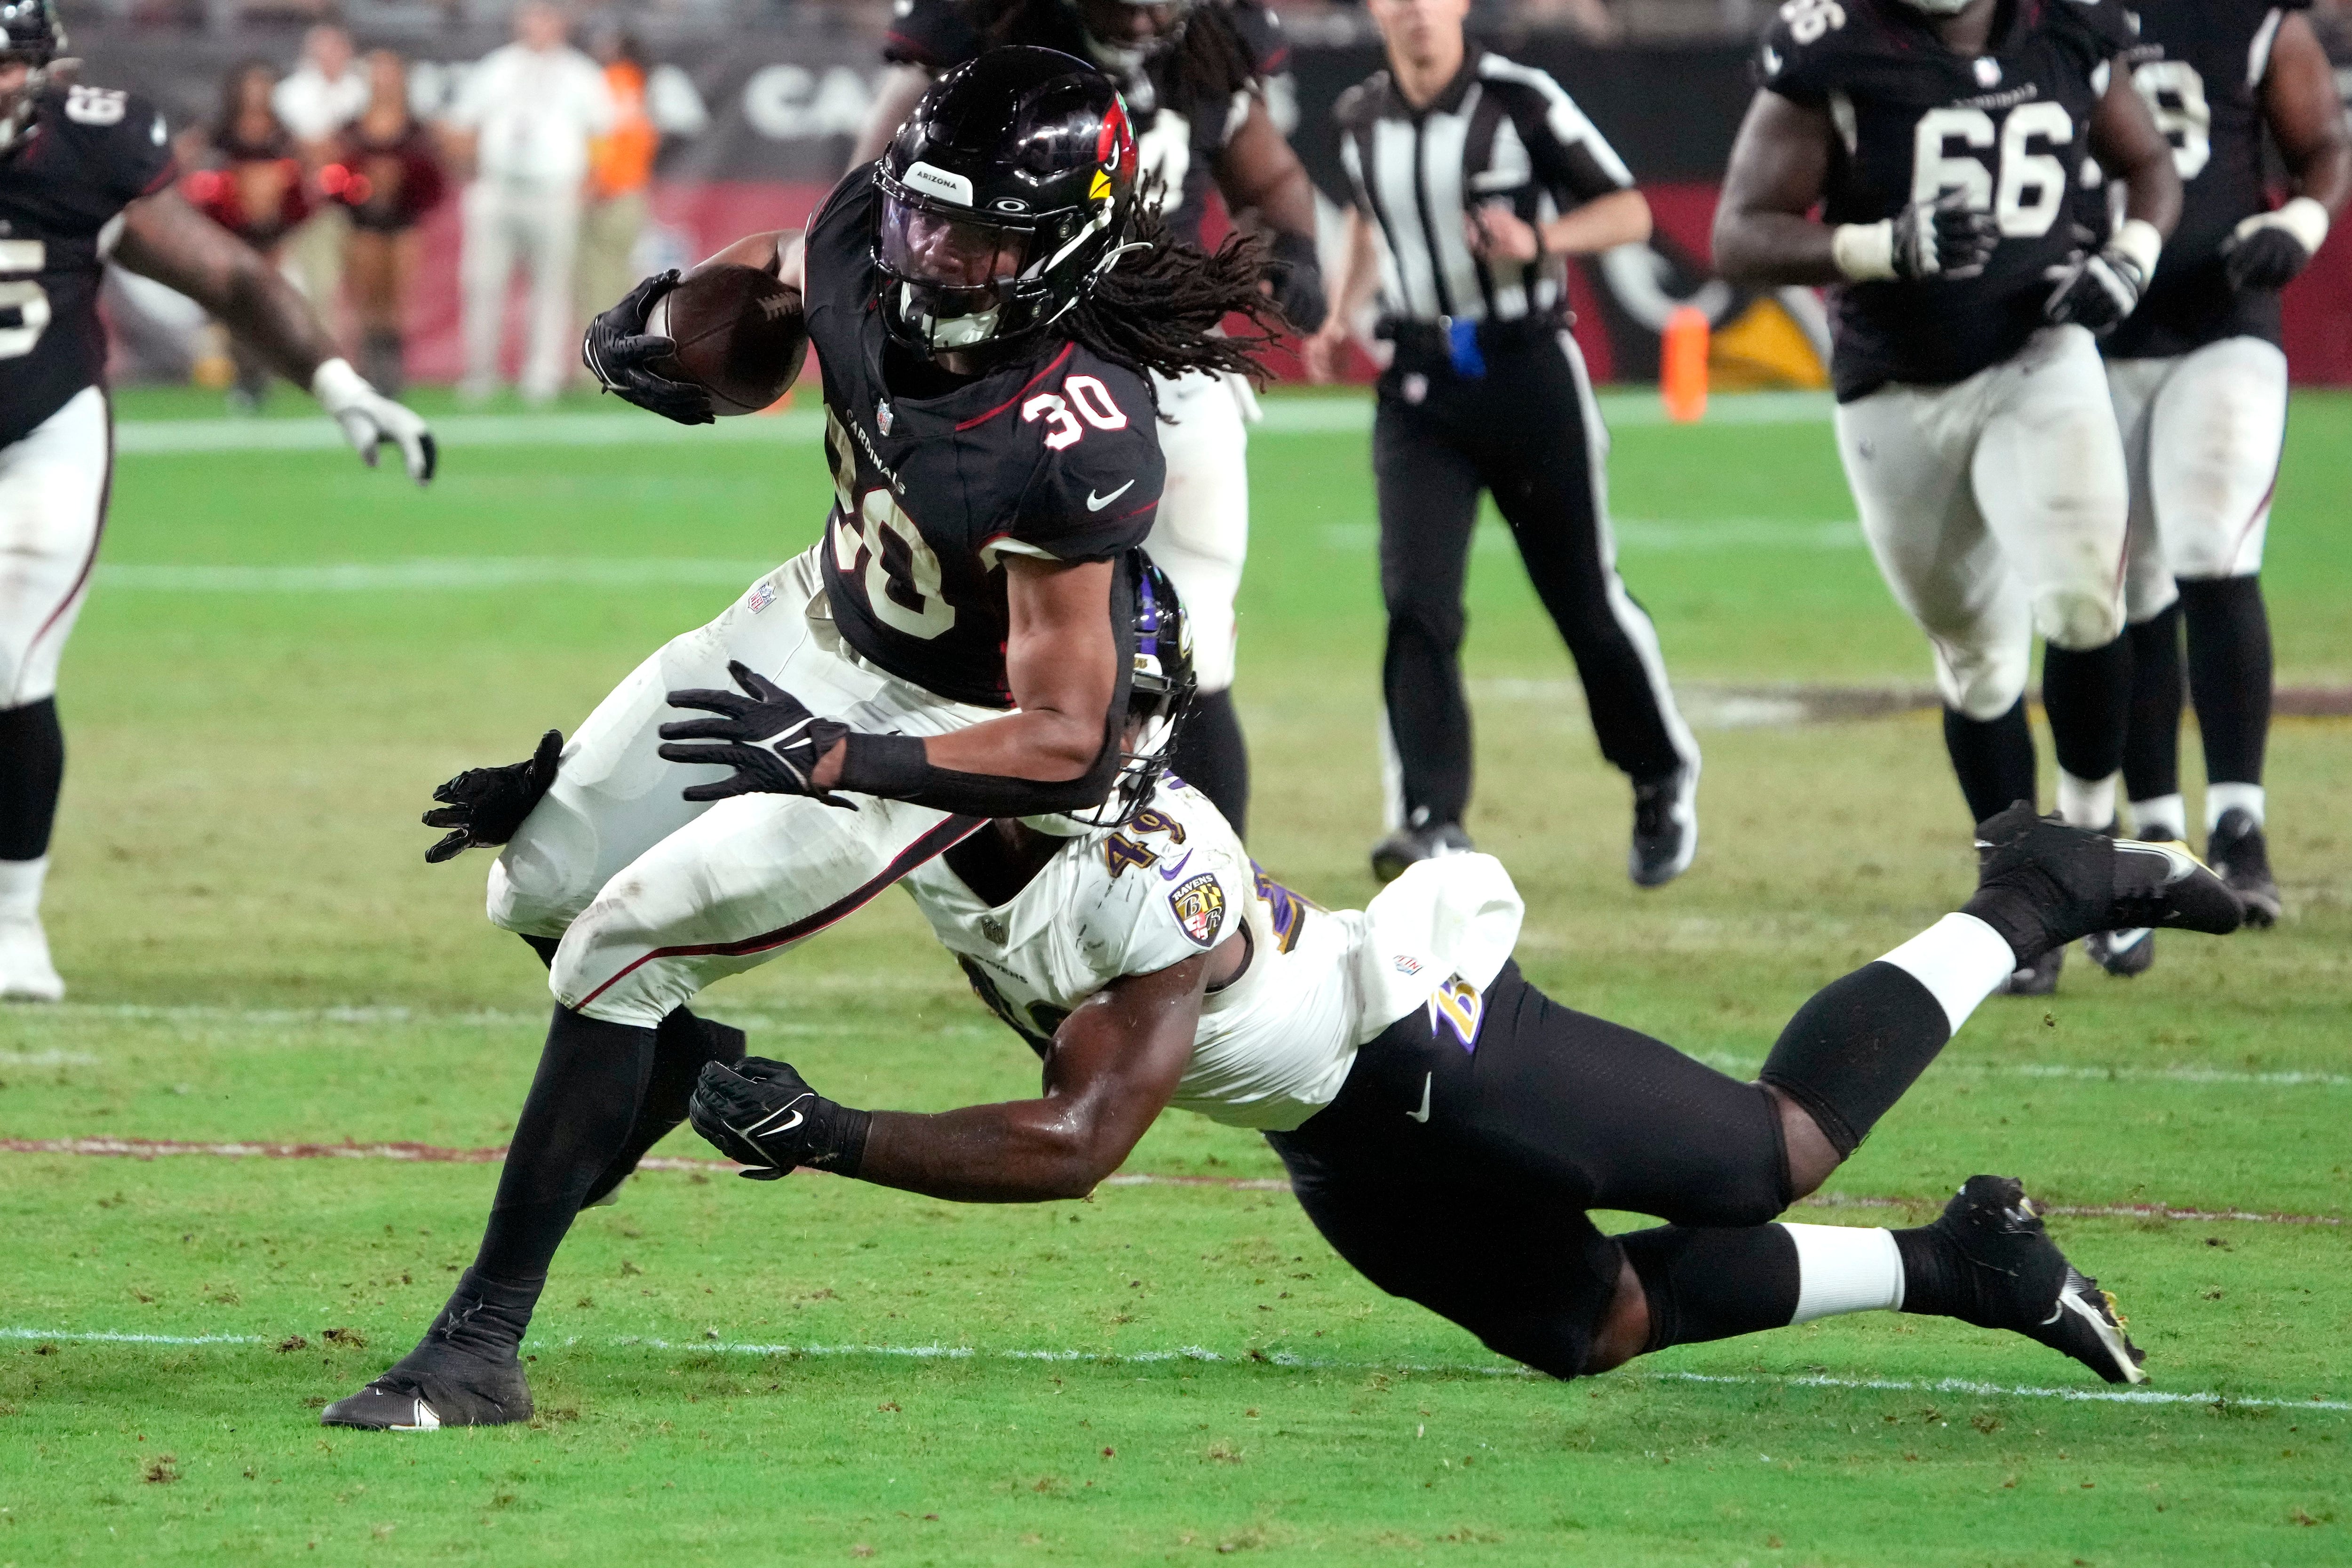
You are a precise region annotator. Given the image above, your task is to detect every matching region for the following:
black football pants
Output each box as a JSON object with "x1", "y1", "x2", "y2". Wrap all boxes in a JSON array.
[{"x1": 1373, "y1": 333, "x2": 1692, "y2": 830}]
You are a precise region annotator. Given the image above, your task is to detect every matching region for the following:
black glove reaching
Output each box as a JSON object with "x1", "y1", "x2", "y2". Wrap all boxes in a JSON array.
[
  {"x1": 689, "y1": 1057, "x2": 871, "y2": 1179},
  {"x1": 2222, "y1": 215, "x2": 2315, "y2": 292},
  {"x1": 2044, "y1": 229, "x2": 2152, "y2": 335},
  {"x1": 1265, "y1": 231, "x2": 1329, "y2": 334},
  {"x1": 1892, "y1": 190, "x2": 2001, "y2": 280},
  {"x1": 421, "y1": 730, "x2": 563, "y2": 864},
  {"x1": 581, "y1": 270, "x2": 715, "y2": 426},
  {"x1": 657, "y1": 660, "x2": 856, "y2": 807}
]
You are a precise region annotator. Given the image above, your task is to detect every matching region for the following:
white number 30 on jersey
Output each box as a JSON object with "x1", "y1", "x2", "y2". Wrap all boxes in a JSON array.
[{"x1": 1021, "y1": 375, "x2": 1128, "y2": 451}]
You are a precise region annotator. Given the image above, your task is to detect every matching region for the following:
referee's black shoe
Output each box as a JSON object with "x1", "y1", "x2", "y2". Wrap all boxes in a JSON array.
[
  {"x1": 1629, "y1": 764, "x2": 1699, "y2": 888},
  {"x1": 1370, "y1": 821, "x2": 1474, "y2": 884}
]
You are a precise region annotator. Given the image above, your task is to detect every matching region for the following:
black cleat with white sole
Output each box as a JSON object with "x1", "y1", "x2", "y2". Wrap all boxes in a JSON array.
[
  {"x1": 2083, "y1": 925, "x2": 2154, "y2": 978},
  {"x1": 1914, "y1": 1175, "x2": 2148, "y2": 1385},
  {"x1": 1369, "y1": 821, "x2": 1474, "y2": 885},
  {"x1": 1963, "y1": 802, "x2": 2241, "y2": 968},
  {"x1": 1629, "y1": 764, "x2": 1700, "y2": 888},
  {"x1": 2207, "y1": 809, "x2": 2280, "y2": 928}
]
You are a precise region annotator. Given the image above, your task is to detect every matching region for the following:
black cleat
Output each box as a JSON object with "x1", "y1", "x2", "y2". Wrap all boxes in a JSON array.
[
  {"x1": 1370, "y1": 821, "x2": 1474, "y2": 884},
  {"x1": 2083, "y1": 926, "x2": 2154, "y2": 978},
  {"x1": 1964, "y1": 802, "x2": 2241, "y2": 966},
  {"x1": 1997, "y1": 945, "x2": 2064, "y2": 996},
  {"x1": 1629, "y1": 764, "x2": 1700, "y2": 888},
  {"x1": 1916, "y1": 1175, "x2": 2147, "y2": 1385},
  {"x1": 2207, "y1": 809, "x2": 2280, "y2": 928},
  {"x1": 321, "y1": 1338, "x2": 532, "y2": 1430}
]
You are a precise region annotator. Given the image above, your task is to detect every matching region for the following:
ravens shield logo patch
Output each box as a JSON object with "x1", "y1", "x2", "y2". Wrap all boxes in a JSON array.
[{"x1": 1169, "y1": 872, "x2": 1225, "y2": 947}]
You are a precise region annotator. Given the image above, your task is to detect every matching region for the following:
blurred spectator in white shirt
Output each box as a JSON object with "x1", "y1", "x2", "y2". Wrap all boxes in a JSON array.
[
  {"x1": 443, "y1": 1, "x2": 615, "y2": 404},
  {"x1": 272, "y1": 24, "x2": 369, "y2": 333}
]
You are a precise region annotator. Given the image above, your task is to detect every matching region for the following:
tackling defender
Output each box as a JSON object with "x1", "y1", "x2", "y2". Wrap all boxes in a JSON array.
[
  {"x1": 2095, "y1": 0, "x2": 2350, "y2": 971},
  {"x1": 321, "y1": 49, "x2": 1276, "y2": 1429},
  {"x1": 0, "y1": 0, "x2": 432, "y2": 1002},
  {"x1": 685, "y1": 565, "x2": 2241, "y2": 1391},
  {"x1": 1713, "y1": 0, "x2": 2182, "y2": 994},
  {"x1": 850, "y1": 0, "x2": 1329, "y2": 836}
]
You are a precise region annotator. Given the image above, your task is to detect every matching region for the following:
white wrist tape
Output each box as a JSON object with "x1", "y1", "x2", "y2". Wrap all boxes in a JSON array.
[
  {"x1": 2110, "y1": 217, "x2": 2163, "y2": 281},
  {"x1": 2238, "y1": 196, "x2": 2331, "y2": 256},
  {"x1": 1832, "y1": 220, "x2": 1898, "y2": 282},
  {"x1": 310, "y1": 356, "x2": 369, "y2": 413}
]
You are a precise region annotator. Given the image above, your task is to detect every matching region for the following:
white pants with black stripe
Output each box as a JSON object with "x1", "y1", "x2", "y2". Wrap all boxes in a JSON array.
[
  {"x1": 0, "y1": 386, "x2": 110, "y2": 710},
  {"x1": 2109, "y1": 335, "x2": 2288, "y2": 622},
  {"x1": 1370, "y1": 326, "x2": 1696, "y2": 829},
  {"x1": 1834, "y1": 325, "x2": 2130, "y2": 721},
  {"x1": 486, "y1": 545, "x2": 995, "y2": 1027}
]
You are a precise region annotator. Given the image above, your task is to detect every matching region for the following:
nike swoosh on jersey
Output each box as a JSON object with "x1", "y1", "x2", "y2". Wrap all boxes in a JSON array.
[
  {"x1": 1157, "y1": 849, "x2": 1195, "y2": 881},
  {"x1": 1406, "y1": 1072, "x2": 1431, "y2": 1123},
  {"x1": 1086, "y1": 481, "x2": 1137, "y2": 512}
]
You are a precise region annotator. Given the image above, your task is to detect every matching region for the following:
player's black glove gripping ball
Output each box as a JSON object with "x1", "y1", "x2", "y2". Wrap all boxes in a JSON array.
[
  {"x1": 582, "y1": 270, "x2": 715, "y2": 426},
  {"x1": 690, "y1": 1057, "x2": 870, "y2": 1179},
  {"x1": 421, "y1": 729, "x2": 563, "y2": 864},
  {"x1": 1893, "y1": 190, "x2": 2001, "y2": 280},
  {"x1": 658, "y1": 660, "x2": 856, "y2": 808}
]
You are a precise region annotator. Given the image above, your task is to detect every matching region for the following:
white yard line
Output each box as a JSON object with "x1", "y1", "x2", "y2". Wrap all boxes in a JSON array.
[{"x1": 3, "y1": 1325, "x2": 2338, "y2": 1412}]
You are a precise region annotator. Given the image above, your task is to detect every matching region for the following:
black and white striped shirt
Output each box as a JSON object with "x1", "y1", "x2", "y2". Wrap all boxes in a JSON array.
[{"x1": 1335, "y1": 48, "x2": 1634, "y2": 326}]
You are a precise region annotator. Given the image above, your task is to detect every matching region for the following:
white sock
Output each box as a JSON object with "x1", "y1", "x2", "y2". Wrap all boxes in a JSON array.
[
  {"x1": 1784, "y1": 1224, "x2": 1905, "y2": 1322},
  {"x1": 2129, "y1": 793, "x2": 2186, "y2": 842},
  {"x1": 0, "y1": 857, "x2": 47, "y2": 923},
  {"x1": 2206, "y1": 782, "x2": 2265, "y2": 831},
  {"x1": 1877, "y1": 912, "x2": 2017, "y2": 1032},
  {"x1": 2056, "y1": 769, "x2": 2119, "y2": 829}
]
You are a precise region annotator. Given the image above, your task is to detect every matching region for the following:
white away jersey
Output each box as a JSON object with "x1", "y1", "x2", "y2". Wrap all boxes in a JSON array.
[{"x1": 899, "y1": 780, "x2": 1524, "y2": 1130}]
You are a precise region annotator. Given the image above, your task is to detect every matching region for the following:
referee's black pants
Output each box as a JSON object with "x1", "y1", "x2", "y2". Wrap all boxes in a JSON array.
[{"x1": 1374, "y1": 326, "x2": 1693, "y2": 828}]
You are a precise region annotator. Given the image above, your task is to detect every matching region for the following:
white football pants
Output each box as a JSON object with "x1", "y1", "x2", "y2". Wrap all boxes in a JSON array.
[
  {"x1": 0, "y1": 386, "x2": 110, "y2": 709},
  {"x1": 1145, "y1": 368, "x2": 1253, "y2": 694},
  {"x1": 460, "y1": 178, "x2": 581, "y2": 401},
  {"x1": 2109, "y1": 335, "x2": 2288, "y2": 622},
  {"x1": 1834, "y1": 325, "x2": 2130, "y2": 721},
  {"x1": 488, "y1": 546, "x2": 995, "y2": 1027}
]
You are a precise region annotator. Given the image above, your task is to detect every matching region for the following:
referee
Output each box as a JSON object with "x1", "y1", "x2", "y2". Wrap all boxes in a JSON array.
[{"x1": 1305, "y1": 0, "x2": 1700, "y2": 887}]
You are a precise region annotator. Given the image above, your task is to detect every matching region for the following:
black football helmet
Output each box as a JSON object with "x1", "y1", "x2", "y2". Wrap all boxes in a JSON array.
[
  {"x1": 1026, "y1": 549, "x2": 1196, "y2": 834},
  {"x1": 0, "y1": 0, "x2": 65, "y2": 154},
  {"x1": 874, "y1": 46, "x2": 1140, "y2": 355}
]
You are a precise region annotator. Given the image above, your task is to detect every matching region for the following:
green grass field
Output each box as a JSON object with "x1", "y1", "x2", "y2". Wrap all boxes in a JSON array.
[{"x1": 2, "y1": 386, "x2": 2347, "y2": 1566}]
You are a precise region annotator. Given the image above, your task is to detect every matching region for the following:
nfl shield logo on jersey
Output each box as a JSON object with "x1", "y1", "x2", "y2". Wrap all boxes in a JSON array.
[
  {"x1": 877, "y1": 399, "x2": 894, "y2": 436},
  {"x1": 1169, "y1": 873, "x2": 1225, "y2": 947}
]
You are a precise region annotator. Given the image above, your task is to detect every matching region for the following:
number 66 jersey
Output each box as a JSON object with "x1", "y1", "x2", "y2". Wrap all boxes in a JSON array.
[
  {"x1": 801, "y1": 168, "x2": 1165, "y2": 711},
  {"x1": 1758, "y1": 0, "x2": 2137, "y2": 400}
]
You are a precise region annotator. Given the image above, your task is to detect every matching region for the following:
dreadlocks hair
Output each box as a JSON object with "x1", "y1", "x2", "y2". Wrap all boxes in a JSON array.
[
  {"x1": 976, "y1": 0, "x2": 1261, "y2": 105},
  {"x1": 1060, "y1": 182, "x2": 1282, "y2": 395}
]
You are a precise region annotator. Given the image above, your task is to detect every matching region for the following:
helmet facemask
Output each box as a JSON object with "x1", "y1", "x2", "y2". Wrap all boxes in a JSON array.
[{"x1": 0, "y1": 0, "x2": 65, "y2": 154}]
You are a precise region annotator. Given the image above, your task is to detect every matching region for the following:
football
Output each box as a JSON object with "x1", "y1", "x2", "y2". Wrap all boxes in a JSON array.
[{"x1": 646, "y1": 261, "x2": 809, "y2": 416}]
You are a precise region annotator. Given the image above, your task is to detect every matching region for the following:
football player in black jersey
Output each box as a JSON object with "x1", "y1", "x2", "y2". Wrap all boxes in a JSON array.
[
  {"x1": 847, "y1": 0, "x2": 1328, "y2": 836},
  {"x1": 1713, "y1": 0, "x2": 2182, "y2": 994},
  {"x1": 2094, "y1": 0, "x2": 2349, "y2": 964},
  {"x1": 0, "y1": 0, "x2": 431, "y2": 1002},
  {"x1": 320, "y1": 48, "x2": 1279, "y2": 1431}
]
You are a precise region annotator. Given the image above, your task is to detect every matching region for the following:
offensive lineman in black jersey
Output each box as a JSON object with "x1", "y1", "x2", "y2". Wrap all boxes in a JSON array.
[
  {"x1": 1714, "y1": 0, "x2": 2181, "y2": 994},
  {"x1": 320, "y1": 49, "x2": 1279, "y2": 1431},
  {"x1": 2092, "y1": 0, "x2": 2349, "y2": 964},
  {"x1": 848, "y1": 0, "x2": 1329, "y2": 836},
  {"x1": 0, "y1": 0, "x2": 431, "y2": 1002}
]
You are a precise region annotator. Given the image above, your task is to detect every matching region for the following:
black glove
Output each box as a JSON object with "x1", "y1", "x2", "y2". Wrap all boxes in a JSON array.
[
  {"x1": 2044, "y1": 231, "x2": 2151, "y2": 335},
  {"x1": 656, "y1": 660, "x2": 856, "y2": 807},
  {"x1": 2223, "y1": 222, "x2": 2313, "y2": 292},
  {"x1": 421, "y1": 729, "x2": 563, "y2": 864},
  {"x1": 581, "y1": 270, "x2": 715, "y2": 426},
  {"x1": 1892, "y1": 191, "x2": 2000, "y2": 280},
  {"x1": 1266, "y1": 230, "x2": 1328, "y2": 334},
  {"x1": 689, "y1": 1057, "x2": 871, "y2": 1179}
]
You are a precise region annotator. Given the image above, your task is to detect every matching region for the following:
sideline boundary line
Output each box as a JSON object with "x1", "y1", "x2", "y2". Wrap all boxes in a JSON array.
[
  {"x1": 3, "y1": 1327, "x2": 2340, "y2": 1413},
  {"x1": 1, "y1": 1136, "x2": 2337, "y2": 1226}
]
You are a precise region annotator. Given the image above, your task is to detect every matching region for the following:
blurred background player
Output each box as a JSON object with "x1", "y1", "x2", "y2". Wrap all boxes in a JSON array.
[
  {"x1": 1303, "y1": 0, "x2": 1700, "y2": 889},
  {"x1": 271, "y1": 24, "x2": 366, "y2": 332},
  {"x1": 0, "y1": 0, "x2": 433, "y2": 1001},
  {"x1": 330, "y1": 49, "x2": 446, "y2": 397},
  {"x1": 178, "y1": 58, "x2": 310, "y2": 408},
  {"x1": 850, "y1": 0, "x2": 1327, "y2": 838},
  {"x1": 573, "y1": 25, "x2": 658, "y2": 344},
  {"x1": 443, "y1": 0, "x2": 613, "y2": 405},
  {"x1": 1712, "y1": 0, "x2": 2182, "y2": 993},
  {"x1": 2097, "y1": 0, "x2": 2351, "y2": 963}
]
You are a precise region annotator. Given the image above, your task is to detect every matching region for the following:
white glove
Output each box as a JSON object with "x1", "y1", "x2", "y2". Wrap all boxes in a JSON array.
[{"x1": 311, "y1": 358, "x2": 437, "y2": 484}]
